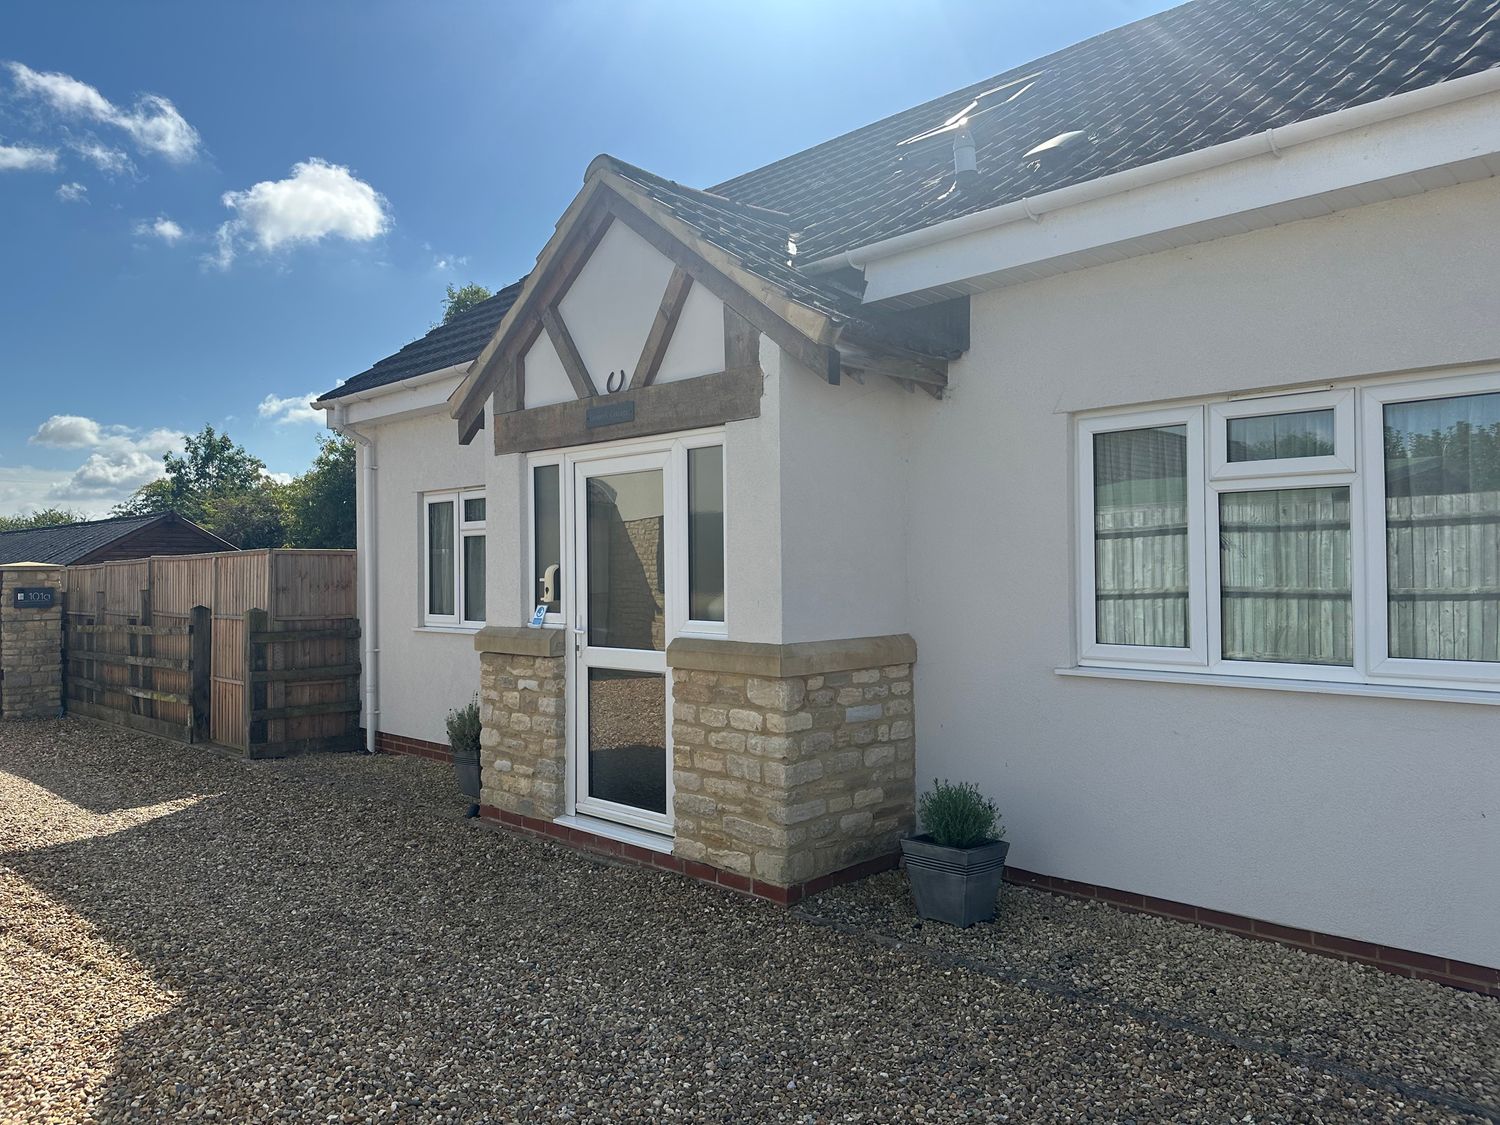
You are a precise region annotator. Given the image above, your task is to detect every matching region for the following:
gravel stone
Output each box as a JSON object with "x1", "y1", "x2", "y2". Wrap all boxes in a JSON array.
[{"x1": 2, "y1": 717, "x2": 1496, "y2": 1123}]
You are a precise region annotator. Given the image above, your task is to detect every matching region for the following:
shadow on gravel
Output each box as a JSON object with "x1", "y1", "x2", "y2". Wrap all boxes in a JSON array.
[
  {"x1": 0, "y1": 718, "x2": 217, "y2": 814},
  {"x1": 5, "y1": 725, "x2": 1498, "y2": 1123}
]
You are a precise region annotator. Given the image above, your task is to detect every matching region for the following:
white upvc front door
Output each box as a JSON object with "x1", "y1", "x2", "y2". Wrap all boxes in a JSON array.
[{"x1": 569, "y1": 448, "x2": 674, "y2": 835}]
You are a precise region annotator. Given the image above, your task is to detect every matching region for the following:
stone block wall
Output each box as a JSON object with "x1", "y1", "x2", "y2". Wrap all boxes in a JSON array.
[
  {"x1": 475, "y1": 627, "x2": 566, "y2": 820},
  {"x1": 0, "y1": 565, "x2": 64, "y2": 720},
  {"x1": 669, "y1": 635, "x2": 916, "y2": 887}
]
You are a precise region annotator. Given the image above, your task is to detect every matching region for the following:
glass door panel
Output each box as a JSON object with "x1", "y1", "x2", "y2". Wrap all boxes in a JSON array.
[{"x1": 573, "y1": 455, "x2": 672, "y2": 833}]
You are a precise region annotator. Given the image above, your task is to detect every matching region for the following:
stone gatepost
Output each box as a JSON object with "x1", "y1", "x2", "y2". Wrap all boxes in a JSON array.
[
  {"x1": 0, "y1": 564, "x2": 65, "y2": 720},
  {"x1": 473, "y1": 626, "x2": 567, "y2": 820},
  {"x1": 666, "y1": 634, "x2": 917, "y2": 890}
]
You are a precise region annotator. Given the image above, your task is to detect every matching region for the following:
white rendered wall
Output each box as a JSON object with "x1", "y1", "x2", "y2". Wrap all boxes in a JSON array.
[
  {"x1": 522, "y1": 333, "x2": 574, "y2": 410},
  {"x1": 776, "y1": 353, "x2": 913, "y2": 645},
  {"x1": 361, "y1": 407, "x2": 490, "y2": 745},
  {"x1": 900, "y1": 176, "x2": 1500, "y2": 966}
]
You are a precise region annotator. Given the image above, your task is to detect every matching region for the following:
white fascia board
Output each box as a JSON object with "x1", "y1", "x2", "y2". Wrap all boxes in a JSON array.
[
  {"x1": 321, "y1": 363, "x2": 471, "y2": 428},
  {"x1": 829, "y1": 72, "x2": 1500, "y2": 304}
]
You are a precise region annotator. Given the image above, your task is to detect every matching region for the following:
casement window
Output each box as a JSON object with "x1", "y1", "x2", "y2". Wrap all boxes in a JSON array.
[
  {"x1": 1077, "y1": 371, "x2": 1500, "y2": 692},
  {"x1": 424, "y1": 489, "x2": 486, "y2": 627}
]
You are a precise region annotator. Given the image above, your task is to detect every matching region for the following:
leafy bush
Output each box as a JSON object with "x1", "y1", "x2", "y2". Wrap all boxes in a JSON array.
[
  {"x1": 446, "y1": 695, "x2": 482, "y2": 759},
  {"x1": 918, "y1": 779, "x2": 1003, "y2": 848}
]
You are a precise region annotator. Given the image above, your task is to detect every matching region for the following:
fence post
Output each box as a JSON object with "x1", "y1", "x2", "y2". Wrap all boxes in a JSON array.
[
  {"x1": 244, "y1": 607, "x2": 267, "y2": 758},
  {"x1": 189, "y1": 605, "x2": 211, "y2": 744},
  {"x1": 92, "y1": 591, "x2": 105, "y2": 708}
]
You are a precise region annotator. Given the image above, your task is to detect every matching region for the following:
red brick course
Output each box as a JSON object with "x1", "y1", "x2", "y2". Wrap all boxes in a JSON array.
[
  {"x1": 1004, "y1": 866, "x2": 1499, "y2": 999},
  {"x1": 476, "y1": 804, "x2": 899, "y2": 906},
  {"x1": 375, "y1": 731, "x2": 453, "y2": 764}
]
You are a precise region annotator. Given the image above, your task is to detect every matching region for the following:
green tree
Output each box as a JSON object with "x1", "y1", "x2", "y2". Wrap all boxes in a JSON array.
[
  {"x1": 0, "y1": 507, "x2": 88, "y2": 532},
  {"x1": 116, "y1": 425, "x2": 268, "y2": 524},
  {"x1": 442, "y1": 283, "x2": 492, "y2": 324},
  {"x1": 204, "y1": 481, "x2": 287, "y2": 549},
  {"x1": 280, "y1": 435, "x2": 356, "y2": 548}
]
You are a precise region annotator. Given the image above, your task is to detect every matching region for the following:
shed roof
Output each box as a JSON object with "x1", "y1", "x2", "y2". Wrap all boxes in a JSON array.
[
  {"x1": 319, "y1": 0, "x2": 1500, "y2": 403},
  {"x1": 0, "y1": 513, "x2": 234, "y2": 566}
]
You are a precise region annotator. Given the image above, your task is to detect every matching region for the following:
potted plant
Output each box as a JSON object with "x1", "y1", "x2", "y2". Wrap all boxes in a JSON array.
[
  {"x1": 446, "y1": 695, "x2": 482, "y2": 806},
  {"x1": 900, "y1": 779, "x2": 1008, "y2": 927}
]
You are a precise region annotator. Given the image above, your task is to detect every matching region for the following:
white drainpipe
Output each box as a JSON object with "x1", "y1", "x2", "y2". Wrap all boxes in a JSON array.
[{"x1": 329, "y1": 404, "x2": 379, "y2": 754}]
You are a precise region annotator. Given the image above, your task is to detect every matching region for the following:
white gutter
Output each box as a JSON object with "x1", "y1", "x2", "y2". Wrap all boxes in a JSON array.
[
  {"x1": 316, "y1": 361, "x2": 471, "y2": 406},
  {"x1": 327, "y1": 403, "x2": 380, "y2": 755},
  {"x1": 805, "y1": 67, "x2": 1500, "y2": 276}
]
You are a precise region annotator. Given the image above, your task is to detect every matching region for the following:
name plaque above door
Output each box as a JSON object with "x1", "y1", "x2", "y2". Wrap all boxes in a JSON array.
[{"x1": 586, "y1": 400, "x2": 636, "y2": 429}]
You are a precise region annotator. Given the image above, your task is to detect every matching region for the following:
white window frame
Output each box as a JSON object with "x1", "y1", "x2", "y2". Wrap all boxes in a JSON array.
[
  {"x1": 1076, "y1": 406, "x2": 1207, "y2": 669},
  {"x1": 422, "y1": 487, "x2": 486, "y2": 630},
  {"x1": 1208, "y1": 388, "x2": 1355, "y2": 479},
  {"x1": 1077, "y1": 368, "x2": 1500, "y2": 694},
  {"x1": 1362, "y1": 370, "x2": 1500, "y2": 689},
  {"x1": 528, "y1": 455, "x2": 566, "y2": 629},
  {"x1": 527, "y1": 429, "x2": 728, "y2": 642}
]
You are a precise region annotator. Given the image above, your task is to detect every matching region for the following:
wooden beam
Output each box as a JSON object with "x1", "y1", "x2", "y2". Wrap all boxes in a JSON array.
[
  {"x1": 629, "y1": 267, "x2": 693, "y2": 390},
  {"x1": 601, "y1": 191, "x2": 842, "y2": 387},
  {"x1": 495, "y1": 367, "x2": 762, "y2": 456},
  {"x1": 452, "y1": 203, "x2": 613, "y2": 432},
  {"x1": 541, "y1": 305, "x2": 598, "y2": 399},
  {"x1": 724, "y1": 305, "x2": 759, "y2": 370},
  {"x1": 457, "y1": 408, "x2": 484, "y2": 446},
  {"x1": 839, "y1": 346, "x2": 948, "y2": 400}
]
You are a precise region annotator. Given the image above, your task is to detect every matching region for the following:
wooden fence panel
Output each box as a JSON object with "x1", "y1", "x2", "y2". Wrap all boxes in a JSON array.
[{"x1": 59, "y1": 550, "x2": 357, "y2": 754}]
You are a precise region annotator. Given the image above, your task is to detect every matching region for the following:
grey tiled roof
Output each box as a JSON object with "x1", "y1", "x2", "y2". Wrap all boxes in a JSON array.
[
  {"x1": 712, "y1": 0, "x2": 1500, "y2": 260},
  {"x1": 0, "y1": 514, "x2": 168, "y2": 565},
  {"x1": 316, "y1": 280, "x2": 524, "y2": 405},
  {"x1": 321, "y1": 0, "x2": 1500, "y2": 401}
]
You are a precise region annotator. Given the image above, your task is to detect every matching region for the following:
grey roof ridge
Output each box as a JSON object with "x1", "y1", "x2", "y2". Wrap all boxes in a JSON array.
[{"x1": 589, "y1": 154, "x2": 794, "y2": 224}]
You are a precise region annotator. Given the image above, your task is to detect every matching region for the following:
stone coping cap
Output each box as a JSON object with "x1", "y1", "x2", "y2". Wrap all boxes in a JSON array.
[
  {"x1": 0, "y1": 562, "x2": 62, "y2": 569},
  {"x1": 473, "y1": 625, "x2": 564, "y2": 658},
  {"x1": 666, "y1": 634, "x2": 915, "y2": 677}
]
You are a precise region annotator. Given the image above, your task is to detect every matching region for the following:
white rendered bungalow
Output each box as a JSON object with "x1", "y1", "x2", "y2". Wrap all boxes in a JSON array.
[{"x1": 318, "y1": 0, "x2": 1500, "y2": 992}]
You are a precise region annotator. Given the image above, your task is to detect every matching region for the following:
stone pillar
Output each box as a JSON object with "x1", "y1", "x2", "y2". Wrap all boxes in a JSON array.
[
  {"x1": 474, "y1": 626, "x2": 567, "y2": 820},
  {"x1": 667, "y1": 634, "x2": 917, "y2": 889},
  {"x1": 0, "y1": 564, "x2": 65, "y2": 720}
]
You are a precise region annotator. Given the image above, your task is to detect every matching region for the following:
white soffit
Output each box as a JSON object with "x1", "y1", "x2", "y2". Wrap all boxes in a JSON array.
[
  {"x1": 558, "y1": 218, "x2": 675, "y2": 386},
  {"x1": 522, "y1": 331, "x2": 574, "y2": 409},
  {"x1": 859, "y1": 88, "x2": 1500, "y2": 307},
  {"x1": 655, "y1": 282, "x2": 726, "y2": 384}
]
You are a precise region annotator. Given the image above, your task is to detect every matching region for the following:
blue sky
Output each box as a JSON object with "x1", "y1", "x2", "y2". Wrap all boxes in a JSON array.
[{"x1": 0, "y1": 0, "x2": 1174, "y2": 516}]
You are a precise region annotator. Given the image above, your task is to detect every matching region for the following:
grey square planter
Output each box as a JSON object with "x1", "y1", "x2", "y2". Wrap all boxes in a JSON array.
[{"x1": 900, "y1": 835, "x2": 1010, "y2": 927}]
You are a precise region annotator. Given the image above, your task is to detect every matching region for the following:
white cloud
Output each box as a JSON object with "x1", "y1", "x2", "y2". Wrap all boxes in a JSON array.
[
  {"x1": 211, "y1": 159, "x2": 389, "y2": 267},
  {"x1": 257, "y1": 393, "x2": 323, "y2": 426},
  {"x1": 135, "y1": 215, "x2": 184, "y2": 243},
  {"x1": 24, "y1": 414, "x2": 186, "y2": 507},
  {"x1": 7, "y1": 62, "x2": 201, "y2": 163},
  {"x1": 265, "y1": 471, "x2": 294, "y2": 486},
  {"x1": 0, "y1": 142, "x2": 58, "y2": 171},
  {"x1": 72, "y1": 140, "x2": 133, "y2": 175},
  {"x1": 55, "y1": 180, "x2": 87, "y2": 203}
]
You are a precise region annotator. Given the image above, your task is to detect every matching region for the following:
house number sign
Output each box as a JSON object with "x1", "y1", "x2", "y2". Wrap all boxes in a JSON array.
[{"x1": 12, "y1": 587, "x2": 55, "y2": 609}]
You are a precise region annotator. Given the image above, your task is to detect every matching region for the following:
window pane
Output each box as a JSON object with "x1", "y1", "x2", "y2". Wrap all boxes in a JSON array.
[
  {"x1": 427, "y1": 500, "x2": 455, "y2": 616},
  {"x1": 687, "y1": 445, "x2": 725, "y2": 622},
  {"x1": 1093, "y1": 426, "x2": 1189, "y2": 647},
  {"x1": 463, "y1": 534, "x2": 485, "y2": 622},
  {"x1": 1220, "y1": 487, "x2": 1352, "y2": 665},
  {"x1": 463, "y1": 496, "x2": 486, "y2": 523},
  {"x1": 587, "y1": 668, "x2": 666, "y2": 814},
  {"x1": 1227, "y1": 409, "x2": 1335, "y2": 462},
  {"x1": 1384, "y1": 391, "x2": 1500, "y2": 662},
  {"x1": 586, "y1": 470, "x2": 664, "y2": 650},
  {"x1": 533, "y1": 465, "x2": 561, "y2": 613}
]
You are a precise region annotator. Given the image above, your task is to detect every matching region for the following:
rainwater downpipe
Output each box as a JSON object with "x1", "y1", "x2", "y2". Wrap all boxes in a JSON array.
[{"x1": 330, "y1": 404, "x2": 379, "y2": 754}]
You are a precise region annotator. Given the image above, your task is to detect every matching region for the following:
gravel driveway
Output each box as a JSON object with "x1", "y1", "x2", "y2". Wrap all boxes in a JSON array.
[{"x1": 2, "y1": 718, "x2": 1496, "y2": 1123}]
